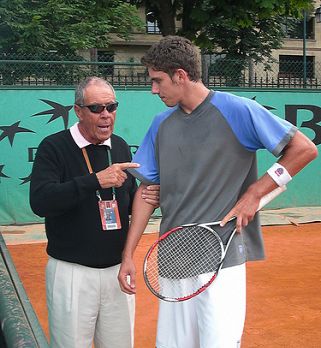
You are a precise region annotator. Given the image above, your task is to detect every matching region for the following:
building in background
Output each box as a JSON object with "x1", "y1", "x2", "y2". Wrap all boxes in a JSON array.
[
  {"x1": 273, "y1": 3, "x2": 321, "y2": 87},
  {"x1": 1, "y1": 4, "x2": 320, "y2": 88},
  {"x1": 95, "y1": 4, "x2": 321, "y2": 89}
]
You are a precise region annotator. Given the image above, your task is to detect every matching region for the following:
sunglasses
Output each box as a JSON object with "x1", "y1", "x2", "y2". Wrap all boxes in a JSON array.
[{"x1": 78, "y1": 101, "x2": 119, "y2": 114}]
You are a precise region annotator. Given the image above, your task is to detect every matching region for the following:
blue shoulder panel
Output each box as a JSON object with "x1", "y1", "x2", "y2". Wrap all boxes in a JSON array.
[{"x1": 211, "y1": 91, "x2": 296, "y2": 156}]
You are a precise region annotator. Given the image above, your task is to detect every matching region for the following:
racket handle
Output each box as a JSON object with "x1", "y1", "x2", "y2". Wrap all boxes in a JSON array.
[{"x1": 258, "y1": 185, "x2": 287, "y2": 211}]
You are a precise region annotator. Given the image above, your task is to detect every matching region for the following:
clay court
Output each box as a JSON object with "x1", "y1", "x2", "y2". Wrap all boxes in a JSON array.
[{"x1": 3, "y1": 218, "x2": 321, "y2": 347}]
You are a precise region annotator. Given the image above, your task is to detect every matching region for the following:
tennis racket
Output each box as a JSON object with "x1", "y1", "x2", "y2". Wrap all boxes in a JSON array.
[{"x1": 143, "y1": 185, "x2": 286, "y2": 302}]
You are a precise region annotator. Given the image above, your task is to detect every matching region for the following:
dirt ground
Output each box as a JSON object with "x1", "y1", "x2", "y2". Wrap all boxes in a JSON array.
[{"x1": 7, "y1": 222, "x2": 321, "y2": 348}]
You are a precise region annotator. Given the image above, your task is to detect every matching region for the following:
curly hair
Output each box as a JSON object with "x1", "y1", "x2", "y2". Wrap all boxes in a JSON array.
[{"x1": 141, "y1": 36, "x2": 201, "y2": 82}]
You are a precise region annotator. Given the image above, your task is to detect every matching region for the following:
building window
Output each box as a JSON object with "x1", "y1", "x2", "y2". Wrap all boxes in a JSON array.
[
  {"x1": 146, "y1": 11, "x2": 160, "y2": 34},
  {"x1": 283, "y1": 17, "x2": 314, "y2": 39},
  {"x1": 279, "y1": 55, "x2": 314, "y2": 79}
]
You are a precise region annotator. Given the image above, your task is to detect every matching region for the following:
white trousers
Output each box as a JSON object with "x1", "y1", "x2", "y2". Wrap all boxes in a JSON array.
[
  {"x1": 46, "y1": 257, "x2": 135, "y2": 348},
  {"x1": 156, "y1": 263, "x2": 246, "y2": 348}
]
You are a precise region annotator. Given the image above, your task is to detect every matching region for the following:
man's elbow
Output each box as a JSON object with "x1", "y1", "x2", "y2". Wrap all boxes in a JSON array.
[
  {"x1": 30, "y1": 203, "x2": 45, "y2": 218},
  {"x1": 295, "y1": 131, "x2": 319, "y2": 164},
  {"x1": 305, "y1": 142, "x2": 318, "y2": 162},
  {"x1": 29, "y1": 196, "x2": 47, "y2": 217}
]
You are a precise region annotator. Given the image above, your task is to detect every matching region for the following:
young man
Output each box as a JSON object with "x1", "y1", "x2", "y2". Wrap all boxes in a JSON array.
[
  {"x1": 118, "y1": 36, "x2": 318, "y2": 348},
  {"x1": 30, "y1": 77, "x2": 159, "y2": 348}
]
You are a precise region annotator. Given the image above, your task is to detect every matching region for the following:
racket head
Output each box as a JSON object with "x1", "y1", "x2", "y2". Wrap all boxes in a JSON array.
[{"x1": 143, "y1": 224, "x2": 224, "y2": 302}]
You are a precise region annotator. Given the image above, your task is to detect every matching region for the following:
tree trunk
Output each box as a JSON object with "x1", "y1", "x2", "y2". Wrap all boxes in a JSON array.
[{"x1": 159, "y1": 0, "x2": 176, "y2": 35}]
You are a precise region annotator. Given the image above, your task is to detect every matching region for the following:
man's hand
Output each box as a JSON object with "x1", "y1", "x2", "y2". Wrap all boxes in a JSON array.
[
  {"x1": 96, "y1": 162, "x2": 140, "y2": 189},
  {"x1": 142, "y1": 184, "x2": 160, "y2": 207},
  {"x1": 220, "y1": 189, "x2": 261, "y2": 233},
  {"x1": 220, "y1": 199, "x2": 258, "y2": 233},
  {"x1": 118, "y1": 257, "x2": 137, "y2": 295}
]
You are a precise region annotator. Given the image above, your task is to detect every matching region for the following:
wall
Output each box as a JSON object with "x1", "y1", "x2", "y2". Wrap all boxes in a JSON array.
[{"x1": 0, "y1": 88, "x2": 320, "y2": 224}]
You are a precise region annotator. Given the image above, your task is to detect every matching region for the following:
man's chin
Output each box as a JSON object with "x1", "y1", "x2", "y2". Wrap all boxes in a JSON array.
[
  {"x1": 162, "y1": 100, "x2": 176, "y2": 107},
  {"x1": 99, "y1": 128, "x2": 113, "y2": 139},
  {"x1": 96, "y1": 134, "x2": 112, "y2": 144}
]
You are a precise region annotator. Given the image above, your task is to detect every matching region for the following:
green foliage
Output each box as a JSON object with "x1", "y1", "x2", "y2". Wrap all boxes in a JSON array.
[
  {"x1": 131, "y1": 0, "x2": 314, "y2": 62},
  {"x1": 0, "y1": 0, "x2": 144, "y2": 58},
  {"x1": 0, "y1": 0, "x2": 144, "y2": 84}
]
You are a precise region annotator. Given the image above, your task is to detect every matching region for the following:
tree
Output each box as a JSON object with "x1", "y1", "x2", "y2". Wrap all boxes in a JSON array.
[
  {"x1": 131, "y1": 0, "x2": 315, "y2": 86},
  {"x1": 0, "y1": 0, "x2": 143, "y2": 58},
  {"x1": 0, "y1": 0, "x2": 144, "y2": 84},
  {"x1": 131, "y1": 0, "x2": 314, "y2": 62}
]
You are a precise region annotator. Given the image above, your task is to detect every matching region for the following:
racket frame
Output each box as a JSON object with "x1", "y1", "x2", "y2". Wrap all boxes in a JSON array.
[
  {"x1": 143, "y1": 222, "x2": 236, "y2": 302},
  {"x1": 143, "y1": 185, "x2": 287, "y2": 302}
]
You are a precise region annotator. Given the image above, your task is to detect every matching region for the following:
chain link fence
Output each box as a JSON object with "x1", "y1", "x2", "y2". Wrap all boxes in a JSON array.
[
  {"x1": 1, "y1": 53, "x2": 320, "y2": 89},
  {"x1": 202, "y1": 55, "x2": 321, "y2": 89},
  {"x1": 0, "y1": 59, "x2": 149, "y2": 87}
]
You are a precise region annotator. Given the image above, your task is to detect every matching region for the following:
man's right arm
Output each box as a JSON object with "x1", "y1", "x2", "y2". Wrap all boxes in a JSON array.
[
  {"x1": 118, "y1": 183, "x2": 155, "y2": 294},
  {"x1": 30, "y1": 139, "x2": 140, "y2": 217},
  {"x1": 29, "y1": 140, "x2": 97, "y2": 217}
]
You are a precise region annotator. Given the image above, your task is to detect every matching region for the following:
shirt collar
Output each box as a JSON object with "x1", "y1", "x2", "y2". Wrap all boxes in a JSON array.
[{"x1": 69, "y1": 122, "x2": 112, "y2": 148}]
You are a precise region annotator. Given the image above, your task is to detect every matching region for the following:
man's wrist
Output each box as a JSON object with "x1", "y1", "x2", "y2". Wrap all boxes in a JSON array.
[{"x1": 267, "y1": 163, "x2": 292, "y2": 186}]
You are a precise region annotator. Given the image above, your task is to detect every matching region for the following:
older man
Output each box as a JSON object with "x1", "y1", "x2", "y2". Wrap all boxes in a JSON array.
[{"x1": 30, "y1": 76, "x2": 159, "y2": 348}]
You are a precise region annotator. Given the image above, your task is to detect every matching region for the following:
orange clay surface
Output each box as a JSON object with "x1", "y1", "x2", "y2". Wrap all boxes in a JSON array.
[{"x1": 7, "y1": 222, "x2": 321, "y2": 348}]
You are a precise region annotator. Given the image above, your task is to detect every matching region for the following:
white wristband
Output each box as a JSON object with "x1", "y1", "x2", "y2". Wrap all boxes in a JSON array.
[{"x1": 267, "y1": 163, "x2": 292, "y2": 187}]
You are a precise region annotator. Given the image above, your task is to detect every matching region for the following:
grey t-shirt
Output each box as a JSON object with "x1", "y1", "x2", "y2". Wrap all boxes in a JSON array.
[{"x1": 130, "y1": 90, "x2": 297, "y2": 267}]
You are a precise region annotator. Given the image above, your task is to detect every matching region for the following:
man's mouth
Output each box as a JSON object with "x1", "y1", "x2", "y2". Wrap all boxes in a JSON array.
[{"x1": 98, "y1": 125, "x2": 110, "y2": 130}]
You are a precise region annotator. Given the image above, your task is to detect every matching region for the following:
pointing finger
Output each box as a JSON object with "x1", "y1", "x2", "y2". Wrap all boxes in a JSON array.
[{"x1": 118, "y1": 162, "x2": 140, "y2": 170}]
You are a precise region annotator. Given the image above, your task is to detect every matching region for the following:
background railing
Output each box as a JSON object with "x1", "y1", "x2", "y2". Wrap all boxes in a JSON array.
[
  {"x1": 0, "y1": 233, "x2": 49, "y2": 347},
  {"x1": 1, "y1": 54, "x2": 320, "y2": 89},
  {"x1": 202, "y1": 55, "x2": 321, "y2": 89}
]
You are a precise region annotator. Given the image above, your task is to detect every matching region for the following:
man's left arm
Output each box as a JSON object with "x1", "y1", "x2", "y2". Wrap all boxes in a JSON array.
[{"x1": 222, "y1": 130, "x2": 318, "y2": 231}]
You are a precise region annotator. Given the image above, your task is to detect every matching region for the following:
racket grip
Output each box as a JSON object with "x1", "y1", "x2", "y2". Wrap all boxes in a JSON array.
[{"x1": 257, "y1": 185, "x2": 287, "y2": 211}]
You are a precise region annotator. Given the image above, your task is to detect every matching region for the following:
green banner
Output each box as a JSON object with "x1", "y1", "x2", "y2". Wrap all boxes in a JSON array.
[{"x1": 0, "y1": 88, "x2": 320, "y2": 224}]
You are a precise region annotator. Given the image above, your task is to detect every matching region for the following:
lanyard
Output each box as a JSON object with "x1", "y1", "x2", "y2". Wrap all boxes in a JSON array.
[{"x1": 82, "y1": 147, "x2": 116, "y2": 201}]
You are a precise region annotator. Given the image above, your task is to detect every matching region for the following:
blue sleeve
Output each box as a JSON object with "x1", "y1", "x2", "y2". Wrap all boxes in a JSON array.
[
  {"x1": 128, "y1": 108, "x2": 174, "y2": 184},
  {"x1": 212, "y1": 91, "x2": 297, "y2": 156}
]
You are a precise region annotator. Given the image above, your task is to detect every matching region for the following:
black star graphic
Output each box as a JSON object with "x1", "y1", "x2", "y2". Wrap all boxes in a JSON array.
[
  {"x1": 0, "y1": 165, "x2": 10, "y2": 178},
  {"x1": 32, "y1": 99, "x2": 73, "y2": 130},
  {"x1": 19, "y1": 173, "x2": 31, "y2": 185},
  {"x1": 251, "y1": 96, "x2": 276, "y2": 111},
  {"x1": 0, "y1": 121, "x2": 35, "y2": 146}
]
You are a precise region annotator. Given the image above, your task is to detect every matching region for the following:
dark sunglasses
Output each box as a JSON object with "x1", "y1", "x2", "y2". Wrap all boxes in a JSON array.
[{"x1": 78, "y1": 101, "x2": 119, "y2": 114}]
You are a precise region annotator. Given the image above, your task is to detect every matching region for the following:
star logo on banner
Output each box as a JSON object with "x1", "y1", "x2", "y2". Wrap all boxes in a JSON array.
[
  {"x1": 251, "y1": 96, "x2": 276, "y2": 111},
  {"x1": 19, "y1": 173, "x2": 31, "y2": 185},
  {"x1": 0, "y1": 164, "x2": 10, "y2": 178},
  {"x1": 32, "y1": 99, "x2": 73, "y2": 130},
  {"x1": 0, "y1": 121, "x2": 35, "y2": 146}
]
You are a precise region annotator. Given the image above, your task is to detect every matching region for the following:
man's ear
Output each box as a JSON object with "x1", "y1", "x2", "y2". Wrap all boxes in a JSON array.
[
  {"x1": 177, "y1": 68, "x2": 188, "y2": 80},
  {"x1": 174, "y1": 68, "x2": 188, "y2": 84},
  {"x1": 74, "y1": 104, "x2": 82, "y2": 120}
]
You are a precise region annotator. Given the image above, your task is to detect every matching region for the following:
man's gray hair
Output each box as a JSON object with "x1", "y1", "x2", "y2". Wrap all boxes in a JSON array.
[{"x1": 75, "y1": 77, "x2": 116, "y2": 105}]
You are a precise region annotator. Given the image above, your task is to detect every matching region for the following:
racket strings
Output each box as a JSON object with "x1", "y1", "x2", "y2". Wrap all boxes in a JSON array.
[{"x1": 144, "y1": 225, "x2": 223, "y2": 301}]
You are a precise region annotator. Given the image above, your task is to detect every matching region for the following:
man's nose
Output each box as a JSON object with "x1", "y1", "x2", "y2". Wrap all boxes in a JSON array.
[
  {"x1": 100, "y1": 110, "x2": 113, "y2": 118},
  {"x1": 151, "y1": 83, "x2": 159, "y2": 94}
]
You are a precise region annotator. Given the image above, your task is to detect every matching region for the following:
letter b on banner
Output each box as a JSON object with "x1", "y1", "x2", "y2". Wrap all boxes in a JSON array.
[{"x1": 285, "y1": 105, "x2": 321, "y2": 146}]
